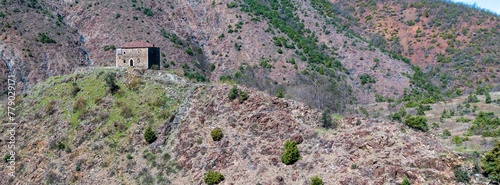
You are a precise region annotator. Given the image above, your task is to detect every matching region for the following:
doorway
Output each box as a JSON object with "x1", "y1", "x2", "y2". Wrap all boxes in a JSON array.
[{"x1": 129, "y1": 59, "x2": 134, "y2": 66}]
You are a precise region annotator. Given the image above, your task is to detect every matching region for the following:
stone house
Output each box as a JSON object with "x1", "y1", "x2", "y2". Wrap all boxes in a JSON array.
[{"x1": 116, "y1": 41, "x2": 160, "y2": 69}]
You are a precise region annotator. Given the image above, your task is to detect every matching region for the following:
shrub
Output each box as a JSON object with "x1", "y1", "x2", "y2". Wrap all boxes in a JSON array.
[
  {"x1": 185, "y1": 47, "x2": 194, "y2": 56},
  {"x1": 103, "y1": 45, "x2": 116, "y2": 51},
  {"x1": 281, "y1": 140, "x2": 300, "y2": 165},
  {"x1": 44, "y1": 100, "x2": 56, "y2": 115},
  {"x1": 228, "y1": 86, "x2": 239, "y2": 100},
  {"x1": 486, "y1": 93, "x2": 492, "y2": 104},
  {"x1": 127, "y1": 77, "x2": 142, "y2": 91},
  {"x1": 310, "y1": 176, "x2": 323, "y2": 185},
  {"x1": 144, "y1": 126, "x2": 157, "y2": 144},
  {"x1": 120, "y1": 103, "x2": 133, "y2": 118},
  {"x1": 104, "y1": 72, "x2": 120, "y2": 94},
  {"x1": 321, "y1": 109, "x2": 336, "y2": 129},
  {"x1": 204, "y1": 170, "x2": 224, "y2": 185},
  {"x1": 276, "y1": 88, "x2": 284, "y2": 98},
  {"x1": 404, "y1": 115, "x2": 428, "y2": 132},
  {"x1": 38, "y1": 32, "x2": 56, "y2": 43},
  {"x1": 451, "y1": 136, "x2": 464, "y2": 145},
  {"x1": 359, "y1": 74, "x2": 376, "y2": 85},
  {"x1": 127, "y1": 154, "x2": 133, "y2": 159},
  {"x1": 3, "y1": 154, "x2": 10, "y2": 163},
  {"x1": 454, "y1": 167, "x2": 470, "y2": 183},
  {"x1": 401, "y1": 178, "x2": 411, "y2": 185},
  {"x1": 482, "y1": 141, "x2": 500, "y2": 183},
  {"x1": 70, "y1": 82, "x2": 81, "y2": 97},
  {"x1": 210, "y1": 127, "x2": 223, "y2": 141},
  {"x1": 406, "y1": 20, "x2": 415, "y2": 26},
  {"x1": 56, "y1": 141, "x2": 65, "y2": 150},
  {"x1": 466, "y1": 93, "x2": 479, "y2": 103},
  {"x1": 238, "y1": 90, "x2": 249, "y2": 103},
  {"x1": 351, "y1": 163, "x2": 357, "y2": 169},
  {"x1": 72, "y1": 97, "x2": 86, "y2": 113},
  {"x1": 143, "y1": 8, "x2": 154, "y2": 16},
  {"x1": 227, "y1": 86, "x2": 249, "y2": 103},
  {"x1": 226, "y1": 2, "x2": 236, "y2": 8},
  {"x1": 443, "y1": 130, "x2": 451, "y2": 137}
]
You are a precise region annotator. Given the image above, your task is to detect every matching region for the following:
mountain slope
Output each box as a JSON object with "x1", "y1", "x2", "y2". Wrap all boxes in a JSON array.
[
  {"x1": 331, "y1": 0, "x2": 500, "y2": 93},
  {"x1": 2, "y1": 0, "x2": 419, "y2": 110},
  {"x1": 0, "y1": 68, "x2": 463, "y2": 184}
]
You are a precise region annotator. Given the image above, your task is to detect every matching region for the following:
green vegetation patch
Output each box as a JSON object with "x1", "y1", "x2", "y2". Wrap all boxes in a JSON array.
[{"x1": 469, "y1": 112, "x2": 500, "y2": 137}]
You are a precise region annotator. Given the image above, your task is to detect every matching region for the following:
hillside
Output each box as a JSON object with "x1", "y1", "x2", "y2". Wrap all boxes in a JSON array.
[
  {"x1": 0, "y1": 0, "x2": 499, "y2": 183},
  {"x1": 1, "y1": 0, "x2": 498, "y2": 110},
  {"x1": 333, "y1": 0, "x2": 500, "y2": 94},
  {"x1": 0, "y1": 68, "x2": 465, "y2": 184}
]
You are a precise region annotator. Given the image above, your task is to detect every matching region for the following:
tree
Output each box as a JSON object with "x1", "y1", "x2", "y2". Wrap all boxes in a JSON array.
[
  {"x1": 482, "y1": 141, "x2": 500, "y2": 183},
  {"x1": 281, "y1": 140, "x2": 300, "y2": 165},
  {"x1": 144, "y1": 126, "x2": 157, "y2": 144}
]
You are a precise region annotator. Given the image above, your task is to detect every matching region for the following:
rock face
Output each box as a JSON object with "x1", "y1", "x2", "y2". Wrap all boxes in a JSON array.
[{"x1": 0, "y1": 69, "x2": 461, "y2": 184}]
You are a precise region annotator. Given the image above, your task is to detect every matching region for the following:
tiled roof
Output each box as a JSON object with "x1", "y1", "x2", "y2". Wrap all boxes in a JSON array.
[{"x1": 120, "y1": 41, "x2": 155, "y2": 48}]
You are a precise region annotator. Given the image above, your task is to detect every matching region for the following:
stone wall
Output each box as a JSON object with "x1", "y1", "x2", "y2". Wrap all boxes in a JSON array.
[{"x1": 116, "y1": 48, "x2": 149, "y2": 68}]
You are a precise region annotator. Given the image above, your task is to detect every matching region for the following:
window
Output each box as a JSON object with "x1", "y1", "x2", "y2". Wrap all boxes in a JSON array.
[{"x1": 123, "y1": 60, "x2": 125, "y2": 63}]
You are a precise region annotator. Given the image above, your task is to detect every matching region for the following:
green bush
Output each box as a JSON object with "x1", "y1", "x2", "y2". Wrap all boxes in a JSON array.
[
  {"x1": 401, "y1": 178, "x2": 411, "y2": 185},
  {"x1": 38, "y1": 32, "x2": 56, "y2": 43},
  {"x1": 276, "y1": 88, "x2": 284, "y2": 98},
  {"x1": 466, "y1": 93, "x2": 479, "y2": 103},
  {"x1": 486, "y1": 93, "x2": 492, "y2": 104},
  {"x1": 469, "y1": 112, "x2": 500, "y2": 137},
  {"x1": 3, "y1": 154, "x2": 10, "y2": 163},
  {"x1": 226, "y1": 2, "x2": 236, "y2": 8},
  {"x1": 144, "y1": 126, "x2": 157, "y2": 144},
  {"x1": 406, "y1": 20, "x2": 415, "y2": 26},
  {"x1": 228, "y1": 86, "x2": 239, "y2": 100},
  {"x1": 103, "y1": 45, "x2": 116, "y2": 51},
  {"x1": 359, "y1": 73, "x2": 376, "y2": 85},
  {"x1": 454, "y1": 167, "x2": 470, "y2": 183},
  {"x1": 238, "y1": 90, "x2": 249, "y2": 103},
  {"x1": 143, "y1": 8, "x2": 154, "y2": 16},
  {"x1": 310, "y1": 176, "x2": 323, "y2": 185},
  {"x1": 227, "y1": 86, "x2": 249, "y2": 103},
  {"x1": 204, "y1": 170, "x2": 224, "y2": 185},
  {"x1": 404, "y1": 115, "x2": 429, "y2": 132},
  {"x1": 451, "y1": 136, "x2": 465, "y2": 145},
  {"x1": 482, "y1": 141, "x2": 500, "y2": 183},
  {"x1": 210, "y1": 127, "x2": 223, "y2": 141},
  {"x1": 281, "y1": 140, "x2": 300, "y2": 165},
  {"x1": 443, "y1": 130, "x2": 451, "y2": 137},
  {"x1": 104, "y1": 72, "x2": 120, "y2": 94},
  {"x1": 321, "y1": 109, "x2": 336, "y2": 129}
]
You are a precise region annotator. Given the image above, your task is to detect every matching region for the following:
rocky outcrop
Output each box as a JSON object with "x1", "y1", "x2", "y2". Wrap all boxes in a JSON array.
[{"x1": 171, "y1": 84, "x2": 459, "y2": 184}]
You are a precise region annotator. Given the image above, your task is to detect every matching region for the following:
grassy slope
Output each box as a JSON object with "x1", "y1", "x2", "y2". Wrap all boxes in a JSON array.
[{"x1": 1, "y1": 68, "x2": 191, "y2": 184}]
